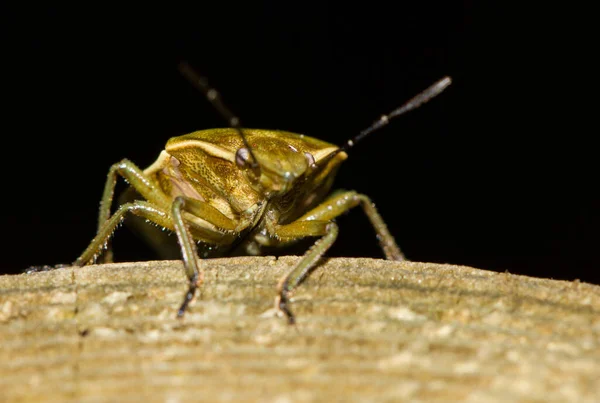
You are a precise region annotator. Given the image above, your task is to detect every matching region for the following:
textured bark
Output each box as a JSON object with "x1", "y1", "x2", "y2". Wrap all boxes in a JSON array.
[{"x1": 1, "y1": 257, "x2": 599, "y2": 402}]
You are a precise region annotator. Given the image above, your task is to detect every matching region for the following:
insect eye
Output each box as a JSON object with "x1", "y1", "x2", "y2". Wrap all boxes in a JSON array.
[
  {"x1": 235, "y1": 147, "x2": 251, "y2": 168},
  {"x1": 304, "y1": 152, "x2": 316, "y2": 169}
]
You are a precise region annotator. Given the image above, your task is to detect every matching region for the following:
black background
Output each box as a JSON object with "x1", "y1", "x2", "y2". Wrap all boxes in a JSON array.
[{"x1": 2, "y1": 4, "x2": 597, "y2": 284}]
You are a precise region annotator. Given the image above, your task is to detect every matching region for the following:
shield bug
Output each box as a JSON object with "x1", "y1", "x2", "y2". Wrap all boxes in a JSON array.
[{"x1": 34, "y1": 62, "x2": 451, "y2": 324}]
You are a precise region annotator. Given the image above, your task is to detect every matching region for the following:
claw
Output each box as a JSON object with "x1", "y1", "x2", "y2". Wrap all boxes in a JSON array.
[
  {"x1": 177, "y1": 274, "x2": 199, "y2": 318},
  {"x1": 277, "y1": 292, "x2": 296, "y2": 325}
]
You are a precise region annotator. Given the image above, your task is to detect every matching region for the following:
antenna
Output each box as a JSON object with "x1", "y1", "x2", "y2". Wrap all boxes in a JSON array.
[
  {"x1": 341, "y1": 76, "x2": 452, "y2": 153},
  {"x1": 178, "y1": 61, "x2": 260, "y2": 172}
]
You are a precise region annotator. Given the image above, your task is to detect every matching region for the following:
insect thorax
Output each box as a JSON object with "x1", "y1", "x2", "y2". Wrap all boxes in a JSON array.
[{"x1": 144, "y1": 128, "x2": 347, "y2": 229}]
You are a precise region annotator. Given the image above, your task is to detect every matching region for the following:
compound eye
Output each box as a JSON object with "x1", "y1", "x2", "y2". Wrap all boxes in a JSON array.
[
  {"x1": 304, "y1": 152, "x2": 316, "y2": 169},
  {"x1": 235, "y1": 147, "x2": 251, "y2": 168}
]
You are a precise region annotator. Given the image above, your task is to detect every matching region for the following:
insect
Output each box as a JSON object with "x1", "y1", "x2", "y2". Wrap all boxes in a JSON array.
[{"x1": 40, "y1": 62, "x2": 451, "y2": 324}]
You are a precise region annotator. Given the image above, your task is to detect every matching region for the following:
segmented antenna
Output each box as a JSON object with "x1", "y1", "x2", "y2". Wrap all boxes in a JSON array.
[
  {"x1": 341, "y1": 76, "x2": 452, "y2": 152},
  {"x1": 178, "y1": 61, "x2": 260, "y2": 171}
]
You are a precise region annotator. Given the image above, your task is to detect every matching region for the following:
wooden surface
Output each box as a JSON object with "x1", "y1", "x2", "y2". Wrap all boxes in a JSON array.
[{"x1": 1, "y1": 257, "x2": 599, "y2": 402}]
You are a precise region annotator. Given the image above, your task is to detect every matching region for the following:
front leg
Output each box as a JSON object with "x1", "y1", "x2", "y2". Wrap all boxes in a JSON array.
[
  {"x1": 297, "y1": 190, "x2": 405, "y2": 260},
  {"x1": 78, "y1": 191, "x2": 242, "y2": 318},
  {"x1": 272, "y1": 190, "x2": 402, "y2": 324},
  {"x1": 272, "y1": 220, "x2": 338, "y2": 324},
  {"x1": 170, "y1": 196, "x2": 244, "y2": 317}
]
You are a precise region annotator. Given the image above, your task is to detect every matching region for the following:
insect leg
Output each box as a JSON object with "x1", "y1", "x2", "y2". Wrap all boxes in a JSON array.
[
  {"x1": 170, "y1": 195, "x2": 257, "y2": 317},
  {"x1": 96, "y1": 159, "x2": 172, "y2": 263},
  {"x1": 170, "y1": 197, "x2": 200, "y2": 317},
  {"x1": 74, "y1": 201, "x2": 171, "y2": 266},
  {"x1": 268, "y1": 220, "x2": 338, "y2": 324},
  {"x1": 297, "y1": 190, "x2": 405, "y2": 260},
  {"x1": 176, "y1": 197, "x2": 239, "y2": 232}
]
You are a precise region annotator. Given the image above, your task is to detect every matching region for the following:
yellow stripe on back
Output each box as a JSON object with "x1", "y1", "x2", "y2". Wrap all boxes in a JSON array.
[{"x1": 166, "y1": 139, "x2": 236, "y2": 162}]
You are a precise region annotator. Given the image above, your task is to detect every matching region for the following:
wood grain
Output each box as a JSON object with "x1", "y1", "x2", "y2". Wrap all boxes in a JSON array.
[{"x1": 1, "y1": 257, "x2": 599, "y2": 402}]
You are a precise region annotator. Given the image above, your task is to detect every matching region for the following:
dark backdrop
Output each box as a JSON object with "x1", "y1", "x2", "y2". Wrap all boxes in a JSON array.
[{"x1": 2, "y1": 4, "x2": 597, "y2": 284}]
